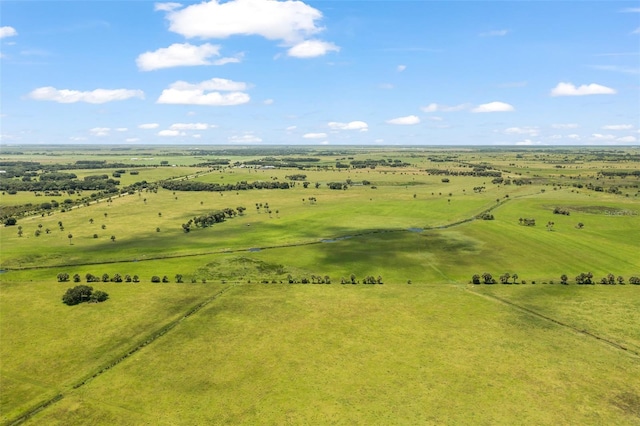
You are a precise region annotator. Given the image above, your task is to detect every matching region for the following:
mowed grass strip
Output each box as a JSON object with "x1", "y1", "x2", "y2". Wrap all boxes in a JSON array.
[{"x1": 25, "y1": 284, "x2": 640, "y2": 425}]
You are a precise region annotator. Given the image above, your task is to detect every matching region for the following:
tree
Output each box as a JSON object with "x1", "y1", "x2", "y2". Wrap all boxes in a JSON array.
[
  {"x1": 62, "y1": 285, "x2": 94, "y2": 305},
  {"x1": 110, "y1": 235, "x2": 116, "y2": 243},
  {"x1": 102, "y1": 273, "x2": 110, "y2": 282},
  {"x1": 151, "y1": 276, "x2": 161, "y2": 283},
  {"x1": 68, "y1": 233, "x2": 73, "y2": 245},
  {"x1": 73, "y1": 274, "x2": 81, "y2": 283},
  {"x1": 101, "y1": 224, "x2": 106, "y2": 230},
  {"x1": 4, "y1": 217, "x2": 17, "y2": 226},
  {"x1": 512, "y1": 273, "x2": 519, "y2": 284},
  {"x1": 175, "y1": 274, "x2": 183, "y2": 283},
  {"x1": 90, "y1": 290, "x2": 109, "y2": 303},
  {"x1": 57, "y1": 272, "x2": 70, "y2": 282},
  {"x1": 132, "y1": 275, "x2": 140, "y2": 283},
  {"x1": 617, "y1": 276, "x2": 625, "y2": 285},
  {"x1": 125, "y1": 274, "x2": 132, "y2": 283},
  {"x1": 350, "y1": 274, "x2": 356, "y2": 284},
  {"x1": 112, "y1": 273, "x2": 123, "y2": 283},
  {"x1": 17, "y1": 226, "x2": 23, "y2": 237},
  {"x1": 472, "y1": 274, "x2": 481, "y2": 284},
  {"x1": 560, "y1": 274, "x2": 568, "y2": 285},
  {"x1": 482, "y1": 272, "x2": 494, "y2": 284},
  {"x1": 162, "y1": 275, "x2": 169, "y2": 283},
  {"x1": 89, "y1": 218, "x2": 94, "y2": 224},
  {"x1": 499, "y1": 273, "x2": 511, "y2": 284},
  {"x1": 576, "y1": 222, "x2": 584, "y2": 229}
]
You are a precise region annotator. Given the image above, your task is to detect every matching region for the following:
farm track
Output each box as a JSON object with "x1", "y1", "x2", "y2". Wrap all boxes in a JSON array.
[
  {"x1": 3, "y1": 285, "x2": 235, "y2": 426},
  {"x1": 466, "y1": 288, "x2": 640, "y2": 358}
]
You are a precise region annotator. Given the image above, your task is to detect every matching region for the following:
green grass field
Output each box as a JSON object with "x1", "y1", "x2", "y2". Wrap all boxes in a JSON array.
[{"x1": 1, "y1": 146, "x2": 639, "y2": 425}]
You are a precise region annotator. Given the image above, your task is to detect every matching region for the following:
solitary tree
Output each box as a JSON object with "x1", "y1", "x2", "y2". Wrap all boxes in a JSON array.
[
  {"x1": 110, "y1": 235, "x2": 116, "y2": 243},
  {"x1": 68, "y1": 233, "x2": 73, "y2": 245},
  {"x1": 89, "y1": 218, "x2": 94, "y2": 224}
]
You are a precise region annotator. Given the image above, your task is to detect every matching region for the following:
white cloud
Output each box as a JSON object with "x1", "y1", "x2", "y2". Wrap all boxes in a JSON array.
[
  {"x1": 515, "y1": 139, "x2": 544, "y2": 146},
  {"x1": 90, "y1": 127, "x2": 110, "y2": 137},
  {"x1": 228, "y1": 134, "x2": 262, "y2": 143},
  {"x1": 169, "y1": 122, "x2": 212, "y2": 130},
  {"x1": 0, "y1": 26, "x2": 17, "y2": 39},
  {"x1": 428, "y1": 116, "x2": 444, "y2": 121},
  {"x1": 591, "y1": 133, "x2": 615, "y2": 141},
  {"x1": 591, "y1": 65, "x2": 640, "y2": 75},
  {"x1": 69, "y1": 136, "x2": 87, "y2": 141},
  {"x1": 263, "y1": 98, "x2": 274, "y2": 105},
  {"x1": 158, "y1": 129, "x2": 186, "y2": 137},
  {"x1": 620, "y1": 8, "x2": 640, "y2": 13},
  {"x1": 386, "y1": 115, "x2": 420, "y2": 125},
  {"x1": 567, "y1": 134, "x2": 581, "y2": 141},
  {"x1": 126, "y1": 137, "x2": 141, "y2": 142},
  {"x1": 550, "y1": 82, "x2": 616, "y2": 96},
  {"x1": 139, "y1": 123, "x2": 160, "y2": 129},
  {"x1": 552, "y1": 123, "x2": 579, "y2": 129},
  {"x1": 137, "y1": 43, "x2": 238, "y2": 71},
  {"x1": 421, "y1": 103, "x2": 470, "y2": 112},
  {"x1": 303, "y1": 132, "x2": 327, "y2": 139},
  {"x1": 287, "y1": 40, "x2": 339, "y2": 58},
  {"x1": 155, "y1": 2, "x2": 183, "y2": 12},
  {"x1": 617, "y1": 136, "x2": 637, "y2": 143},
  {"x1": 115, "y1": 127, "x2": 128, "y2": 132},
  {"x1": 157, "y1": 77, "x2": 250, "y2": 106},
  {"x1": 29, "y1": 87, "x2": 144, "y2": 104},
  {"x1": 285, "y1": 125, "x2": 297, "y2": 131},
  {"x1": 479, "y1": 29, "x2": 509, "y2": 37},
  {"x1": 192, "y1": 134, "x2": 202, "y2": 139},
  {"x1": 163, "y1": 0, "x2": 324, "y2": 43},
  {"x1": 397, "y1": 64, "x2": 406, "y2": 72},
  {"x1": 471, "y1": 101, "x2": 514, "y2": 113},
  {"x1": 328, "y1": 121, "x2": 368, "y2": 131},
  {"x1": 503, "y1": 126, "x2": 539, "y2": 136},
  {"x1": 602, "y1": 124, "x2": 633, "y2": 130}
]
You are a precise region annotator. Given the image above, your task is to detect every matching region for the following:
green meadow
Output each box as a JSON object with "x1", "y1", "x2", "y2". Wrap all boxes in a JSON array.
[{"x1": 1, "y1": 146, "x2": 639, "y2": 425}]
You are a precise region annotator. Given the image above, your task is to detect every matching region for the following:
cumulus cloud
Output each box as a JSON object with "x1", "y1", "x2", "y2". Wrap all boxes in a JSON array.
[
  {"x1": 137, "y1": 43, "x2": 241, "y2": 71},
  {"x1": 160, "y1": 0, "x2": 338, "y2": 57},
  {"x1": 158, "y1": 129, "x2": 186, "y2": 137},
  {"x1": 28, "y1": 87, "x2": 144, "y2": 104},
  {"x1": 0, "y1": 26, "x2": 17, "y2": 38},
  {"x1": 617, "y1": 136, "x2": 637, "y2": 143},
  {"x1": 397, "y1": 64, "x2": 406, "y2": 72},
  {"x1": 263, "y1": 98, "x2": 274, "y2": 105},
  {"x1": 328, "y1": 121, "x2": 368, "y2": 131},
  {"x1": 89, "y1": 127, "x2": 110, "y2": 137},
  {"x1": 386, "y1": 115, "x2": 420, "y2": 125},
  {"x1": 115, "y1": 127, "x2": 128, "y2": 132},
  {"x1": 303, "y1": 132, "x2": 327, "y2": 139},
  {"x1": 503, "y1": 126, "x2": 539, "y2": 136},
  {"x1": 287, "y1": 40, "x2": 339, "y2": 58},
  {"x1": 471, "y1": 101, "x2": 514, "y2": 113},
  {"x1": 154, "y1": 2, "x2": 183, "y2": 12},
  {"x1": 552, "y1": 123, "x2": 579, "y2": 129},
  {"x1": 479, "y1": 29, "x2": 509, "y2": 37},
  {"x1": 515, "y1": 139, "x2": 544, "y2": 146},
  {"x1": 163, "y1": 0, "x2": 322, "y2": 42},
  {"x1": 228, "y1": 133, "x2": 262, "y2": 143},
  {"x1": 602, "y1": 124, "x2": 633, "y2": 130},
  {"x1": 139, "y1": 123, "x2": 160, "y2": 129},
  {"x1": 169, "y1": 122, "x2": 212, "y2": 130},
  {"x1": 285, "y1": 125, "x2": 297, "y2": 131},
  {"x1": 421, "y1": 103, "x2": 470, "y2": 112},
  {"x1": 567, "y1": 134, "x2": 581, "y2": 141},
  {"x1": 157, "y1": 77, "x2": 250, "y2": 106},
  {"x1": 550, "y1": 82, "x2": 616, "y2": 96},
  {"x1": 591, "y1": 133, "x2": 615, "y2": 141}
]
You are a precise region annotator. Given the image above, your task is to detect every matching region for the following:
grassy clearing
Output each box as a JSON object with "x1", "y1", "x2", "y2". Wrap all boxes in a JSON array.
[
  {"x1": 1, "y1": 146, "x2": 639, "y2": 425},
  {"x1": 25, "y1": 284, "x2": 640, "y2": 425}
]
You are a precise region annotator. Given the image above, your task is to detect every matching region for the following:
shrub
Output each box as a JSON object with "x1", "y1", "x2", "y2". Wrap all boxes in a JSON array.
[
  {"x1": 151, "y1": 276, "x2": 161, "y2": 283},
  {"x1": 62, "y1": 285, "x2": 93, "y2": 306}
]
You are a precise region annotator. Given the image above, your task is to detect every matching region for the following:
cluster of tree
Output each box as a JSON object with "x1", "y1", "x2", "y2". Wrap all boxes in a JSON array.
[
  {"x1": 285, "y1": 174, "x2": 307, "y2": 181},
  {"x1": 151, "y1": 275, "x2": 184, "y2": 283},
  {"x1": 349, "y1": 159, "x2": 411, "y2": 169},
  {"x1": 181, "y1": 206, "x2": 243, "y2": 232},
  {"x1": 62, "y1": 285, "x2": 108, "y2": 305},
  {"x1": 242, "y1": 156, "x2": 320, "y2": 168},
  {"x1": 327, "y1": 182, "x2": 347, "y2": 190},
  {"x1": 519, "y1": 218, "x2": 536, "y2": 226},
  {"x1": 0, "y1": 174, "x2": 120, "y2": 192},
  {"x1": 566, "y1": 273, "x2": 640, "y2": 285},
  {"x1": 424, "y1": 168, "x2": 502, "y2": 178},
  {"x1": 553, "y1": 207, "x2": 570, "y2": 215},
  {"x1": 472, "y1": 273, "x2": 518, "y2": 284},
  {"x1": 60, "y1": 273, "x2": 141, "y2": 283},
  {"x1": 477, "y1": 213, "x2": 494, "y2": 220},
  {"x1": 161, "y1": 180, "x2": 290, "y2": 192}
]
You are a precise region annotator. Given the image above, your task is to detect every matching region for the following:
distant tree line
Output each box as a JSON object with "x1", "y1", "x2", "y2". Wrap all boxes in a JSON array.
[
  {"x1": 161, "y1": 180, "x2": 290, "y2": 192},
  {"x1": 424, "y1": 168, "x2": 502, "y2": 178},
  {"x1": 472, "y1": 272, "x2": 640, "y2": 285}
]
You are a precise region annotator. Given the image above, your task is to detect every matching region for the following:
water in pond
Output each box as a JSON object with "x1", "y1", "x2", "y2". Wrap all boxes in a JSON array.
[
  {"x1": 248, "y1": 248, "x2": 262, "y2": 252},
  {"x1": 407, "y1": 228, "x2": 423, "y2": 233}
]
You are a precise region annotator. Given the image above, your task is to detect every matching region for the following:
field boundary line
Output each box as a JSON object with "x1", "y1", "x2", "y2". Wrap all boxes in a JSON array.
[
  {"x1": 2, "y1": 285, "x2": 235, "y2": 426},
  {"x1": 466, "y1": 288, "x2": 640, "y2": 358}
]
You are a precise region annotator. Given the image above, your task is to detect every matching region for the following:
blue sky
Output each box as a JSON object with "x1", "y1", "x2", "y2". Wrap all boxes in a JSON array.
[{"x1": 1, "y1": 0, "x2": 639, "y2": 146}]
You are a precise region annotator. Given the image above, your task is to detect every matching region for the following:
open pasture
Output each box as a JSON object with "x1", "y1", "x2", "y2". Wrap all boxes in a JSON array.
[{"x1": 1, "y1": 146, "x2": 639, "y2": 425}]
